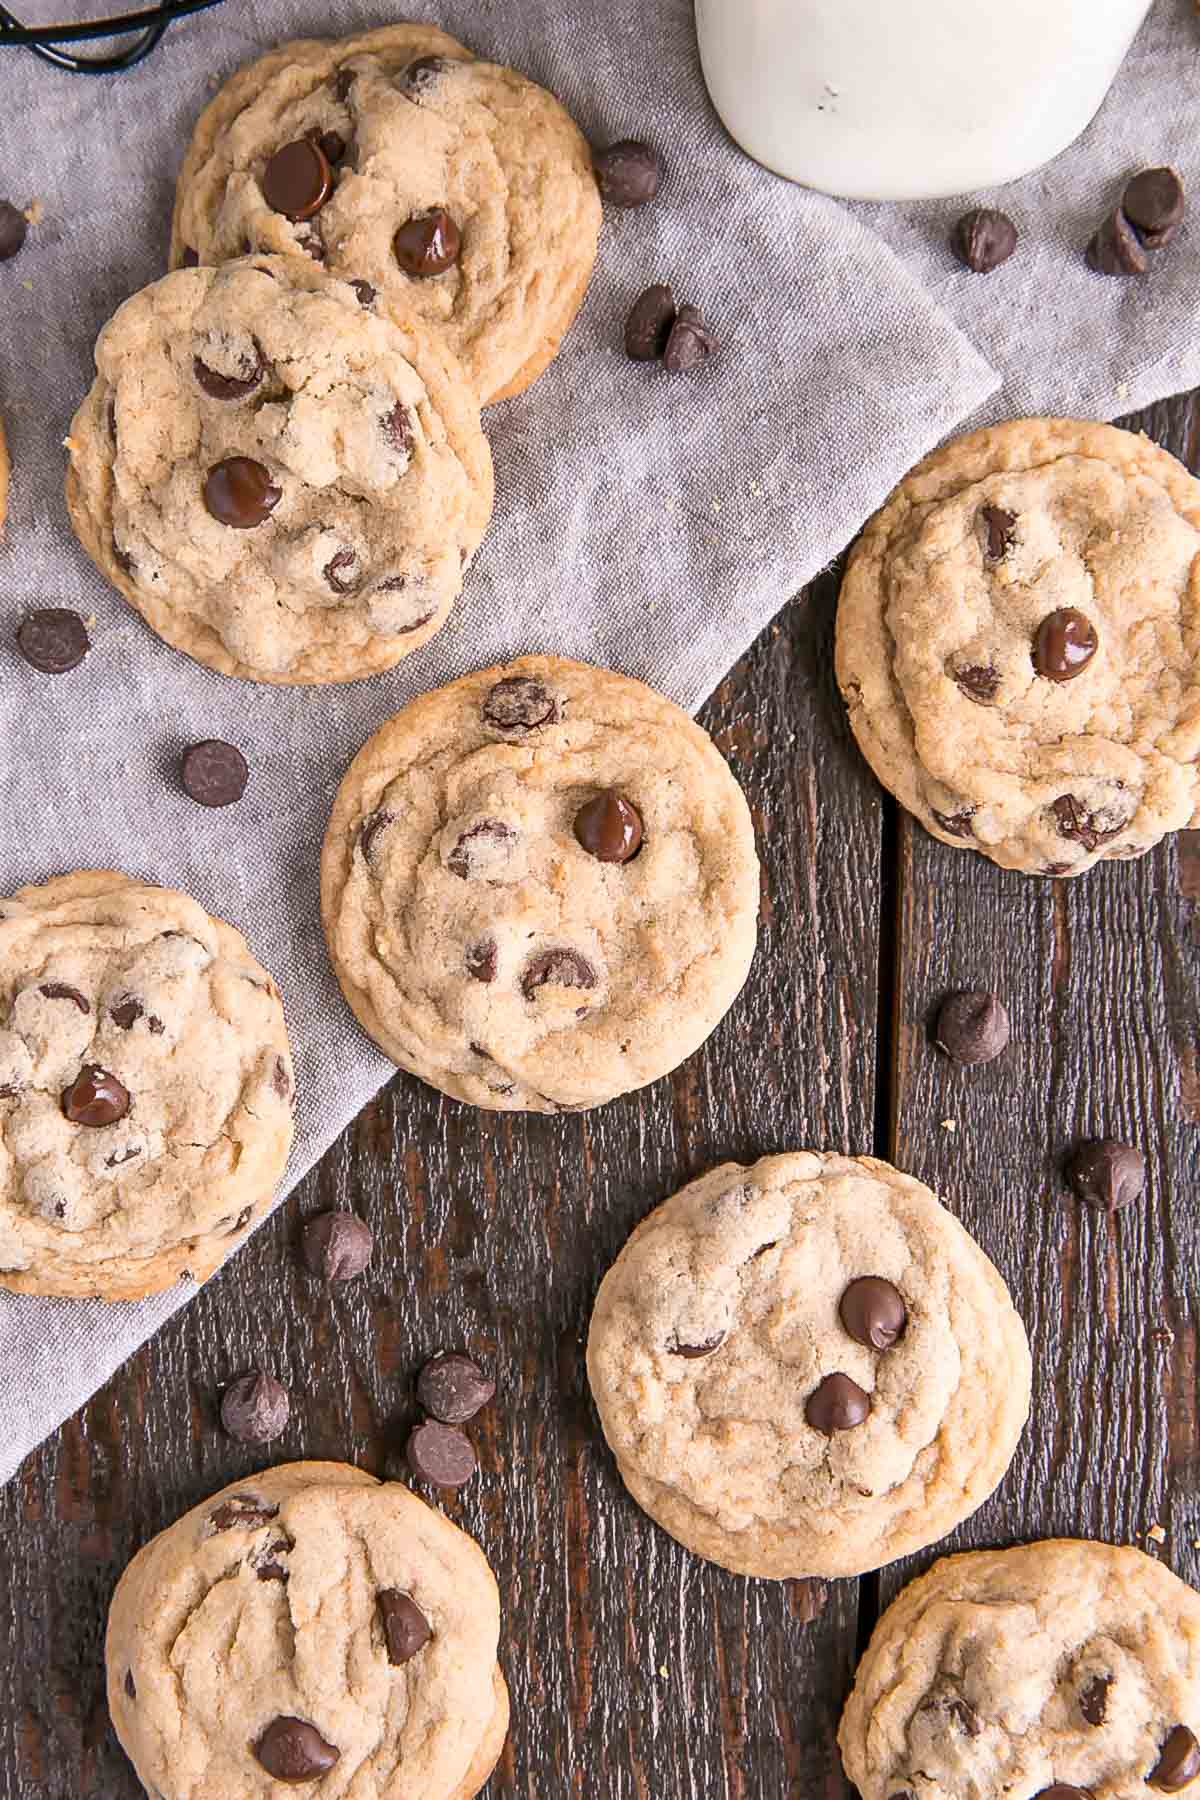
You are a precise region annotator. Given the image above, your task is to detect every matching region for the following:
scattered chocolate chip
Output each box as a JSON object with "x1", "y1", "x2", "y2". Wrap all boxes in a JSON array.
[
  {"x1": 16, "y1": 608, "x2": 90, "y2": 674},
  {"x1": 111, "y1": 998, "x2": 164, "y2": 1034},
  {"x1": 980, "y1": 504, "x2": 1017, "y2": 560},
  {"x1": 805, "y1": 1372, "x2": 871, "y2": 1435},
  {"x1": 359, "y1": 809, "x2": 394, "y2": 862},
  {"x1": 466, "y1": 937, "x2": 498, "y2": 983},
  {"x1": 39, "y1": 983, "x2": 89, "y2": 1013},
  {"x1": 394, "y1": 207, "x2": 461, "y2": 277},
  {"x1": 381, "y1": 401, "x2": 413, "y2": 457},
  {"x1": 1079, "y1": 1674, "x2": 1110, "y2": 1725},
  {"x1": 1066, "y1": 1138, "x2": 1146, "y2": 1211},
  {"x1": 406, "y1": 1418, "x2": 478, "y2": 1488},
  {"x1": 935, "y1": 991, "x2": 1010, "y2": 1065},
  {"x1": 220, "y1": 1370, "x2": 290, "y2": 1443},
  {"x1": 0, "y1": 199, "x2": 28, "y2": 261},
  {"x1": 574, "y1": 791, "x2": 643, "y2": 863},
  {"x1": 930, "y1": 806, "x2": 976, "y2": 839},
  {"x1": 663, "y1": 303, "x2": 716, "y2": 374},
  {"x1": 254, "y1": 1716, "x2": 340, "y2": 1782},
  {"x1": 1035, "y1": 1787, "x2": 1094, "y2": 1800},
  {"x1": 1050, "y1": 793, "x2": 1123, "y2": 853},
  {"x1": 317, "y1": 130, "x2": 347, "y2": 166},
  {"x1": 322, "y1": 546, "x2": 360, "y2": 595},
  {"x1": 397, "y1": 54, "x2": 452, "y2": 96},
  {"x1": 482, "y1": 675, "x2": 559, "y2": 736},
  {"x1": 180, "y1": 245, "x2": 200, "y2": 267},
  {"x1": 950, "y1": 207, "x2": 1018, "y2": 273},
  {"x1": 377, "y1": 1589, "x2": 432, "y2": 1664},
  {"x1": 952, "y1": 662, "x2": 1001, "y2": 704},
  {"x1": 61, "y1": 1066, "x2": 130, "y2": 1128},
  {"x1": 179, "y1": 738, "x2": 250, "y2": 809},
  {"x1": 417, "y1": 1352, "x2": 496, "y2": 1424},
  {"x1": 209, "y1": 1495, "x2": 279, "y2": 1532},
  {"x1": 203, "y1": 456, "x2": 281, "y2": 529},
  {"x1": 446, "y1": 818, "x2": 519, "y2": 879},
  {"x1": 625, "y1": 283, "x2": 677, "y2": 362},
  {"x1": 262, "y1": 138, "x2": 333, "y2": 220},
  {"x1": 1123, "y1": 166, "x2": 1185, "y2": 247},
  {"x1": 594, "y1": 139, "x2": 661, "y2": 208},
  {"x1": 1033, "y1": 608, "x2": 1098, "y2": 681},
  {"x1": 521, "y1": 948, "x2": 597, "y2": 1001},
  {"x1": 839, "y1": 1277, "x2": 907, "y2": 1351},
  {"x1": 670, "y1": 1332, "x2": 726, "y2": 1359},
  {"x1": 301, "y1": 1210, "x2": 373, "y2": 1282},
  {"x1": 350, "y1": 278, "x2": 376, "y2": 307},
  {"x1": 1149, "y1": 1725, "x2": 1200, "y2": 1791},
  {"x1": 1087, "y1": 208, "x2": 1147, "y2": 276},
  {"x1": 193, "y1": 341, "x2": 266, "y2": 401},
  {"x1": 124, "y1": 1669, "x2": 136, "y2": 1699}
]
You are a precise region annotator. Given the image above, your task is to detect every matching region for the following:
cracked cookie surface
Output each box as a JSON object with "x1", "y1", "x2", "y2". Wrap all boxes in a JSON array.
[
  {"x1": 169, "y1": 23, "x2": 601, "y2": 405},
  {"x1": 0, "y1": 870, "x2": 293, "y2": 1300},
  {"x1": 320, "y1": 656, "x2": 759, "y2": 1113},
  {"x1": 836, "y1": 418, "x2": 1200, "y2": 875},
  {"x1": 839, "y1": 1539, "x2": 1200, "y2": 1800},
  {"x1": 586, "y1": 1153, "x2": 1031, "y2": 1578},
  {"x1": 66, "y1": 257, "x2": 492, "y2": 684},
  {"x1": 106, "y1": 1460, "x2": 509, "y2": 1800}
]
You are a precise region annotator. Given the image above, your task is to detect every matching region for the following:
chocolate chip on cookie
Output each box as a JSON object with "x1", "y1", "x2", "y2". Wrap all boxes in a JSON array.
[
  {"x1": 1033, "y1": 607, "x2": 1098, "y2": 681},
  {"x1": 1123, "y1": 166, "x2": 1185, "y2": 248},
  {"x1": 397, "y1": 54, "x2": 454, "y2": 97},
  {"x1": 575, "y1": 791, "x2": 643, "y2": 863},
  {"x1": 805, "y1": 1372, "x2": 871, "y2": 1435},
  {"x1": 208, "y1": 1494, "x2": 280, "y2": 1532},
  {"x1": 350, "y1": 278, "x2": 377, "y2": 307},
  {"x1": 934, "y1": 991, "x2": 1010, "y2": 1065},
  {"x1": 262, "y1": 138, "x2": 334, "y2": 221},
  {"x1": 951, "y1": 662, "x2": 1000, "y2": 704},
  {"x1": 16, "y1": 608, "x2": 90, "y2": 674},
  {"x1": 625, "y1": 283, "x2": 677, "y2": 362},
  {"x1": 521, "y1": 948, "x2": 597, "y2": 1000},
  {"x1": 1050, "y1": 792, "x2": 1125, "y2": 852},
  {"x1": 1078, "y1": 1673, "x2": 1110, "y2": 1725},
  {"x1": 193, "y1": 338, "x2": 267, "y2": 400},
  {"x1": 202, "y1": 456, "x2": 282, "y2": 529},
  {"x1": 950, "y1": 207, "x2": 1018, "y2": 273},
  {"x1": 1035, "y1": 1787, "x2": 1094, "y2": 1800},
  {"x1": 1150, "y1": 1725, "x2": 1200, "y2": 1791},
  {"x1": 61, "y1": 1066, "x2": 130, "y2": 1128},
  {"x1": 1065, "y1": 1137, "x2": 1146, "y2": 1210},
  {"x1": 254, "y1": 1716, "x2": 340, "y2": 1781},
  {"x1": 300, "y1": 1210, "x2": 373, "y2": 1282},
  {"x1": 664, "y1": 303, "x2": 716, "y2": 374},
  {"x1": 359, "y1": 809, "x2": 395, "y2": 863},
  {"x1": 377, "y1": 1589, "x2": 432, "y2": 1665},
  {"x1": 839, "y1": 1278, "x2": 907, "y2": 1350},
  {"x1": 482, "y1": 674, "x2": 559, "y2": 735},
  {"x1": 445, "y1": 818, "x2": 519, "y2": 879},
  {"x1": 466, "y1": 937, "x2": 498, "y2": 983},
  {"x1": 40, "y1": 983, "x2": 89, "y2": 1013},
  {"x1": 124, "y1": 1668, "x2": 136, "y2": 1699},
  {"x1": 931, "y1": 805, "x2": 977, "y2": 839},
  {"x1": 323, "y1": 546, "x2": 361, "y2": 593},
  {"x1": 670, "y1": 1332, "x2": 726, "y2": 1359},
  {"x1": 181, "y1": 739, "x2": 249, "y2": 808},
  {"x1": 381, "y1": 401, "x2": 414, "y2": 457},
  {"x1": 220, "y1": 1370, "x2": 291, "y2": 1443},
  {"x1": 594, "y1": 139, "x2": 662, "y2": 208},
  {"x1": 417, "y1": 1352, "x2": 496, "y2": 1424},
  {"x1": 979, "y1": 504, "x2": 1017, "y2": 560},
  {"x1": 406, "y1": 1419, "x2": 478, "y2": 1488},
  {"x1": 394, "y1": 208, "x2": 462, "y2": 277}
]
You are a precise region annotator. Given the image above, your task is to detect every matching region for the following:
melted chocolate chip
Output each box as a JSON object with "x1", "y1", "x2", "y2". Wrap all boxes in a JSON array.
[
  {"x1": 417, "y1": 1352, "x2": 496, "y2": 1423},
  {"x1": 16, "y1": 608, "x2": 90, "y2": 674},
  {"x1": 1079, "y1": 1674, "x2": 1110, "y2": 1725},
  {"x1": 381, "y1": 401, "x2": 413, "y2": 456},
  {"x1": 575, "y1": 791, "x2": 644, "y2": 863},
  {"x1": 208, "y1": 1495, "x2": 279, "y2": 1532},
  {"x1": 446, "y1": 818, "x2": 518, "y2": 879},
  {"x1": 952, "y1": 663, "x2": 1000, "y2": 703},
  {"x1": 323, "y1": 547, "x2": 360, "y2": 594},
  {"x1": 521, "y1": 949, "x2": 598, "y2": 1001},
  {"x1": 261, "y1": 138, "x2": 333, "y2": 220},
  {"x1": 193, "y1": 340, "x2": 266, "y2": 400},
  {"x1": 1149, "y1": 1725, "x2": 1200, "y2": 1791},
  {"x1": 111, "y1": 998, "x2": 164, "y2": 1034},
  {"x1": 254, "y1": 1716, "x2": 340, "y2": 1782},
  {"x1": 482, "y1": 675, "x2": 559, "y2": 735},
  {"x1": 378, "y1": 1589, "x2": 432, "y2": 1664},
  {"x1": 980, "y1": 505, "x2": 1017, "y2": 559},
  {"x1": 397, "y1": 54, "x2": 453, "y2": 96},
  {"x1": 61, "y1": 1066, "x2": 129, "y2": 1127},
  {"x1": 805, "y1": 1372, "x2": 871, "y2": 1435},
  {"x1": 1051, "y1": 793, "x2": 1122, "y2": 853},
  {"x1": 466, "y1": 938, "x2": 498, "y2": 983},
  {"x1": 930, "y1": 806, "x2": 976, "y2": 840},
  {"x1": 839, "y1": 1277, "x2": 907, "y2": 1350},
  {"x1": 1035, "y1": 1786, "x2": 1093, "y2": 1799},
  {"x1": 255, "y1": 1538, "x2": 292, "y2": 1583},
  {"x1": 394, "y1": 208, "x2": 461, "y2": 277},
  {"x1": 203, "y1": 457, "x2": 281, "y2": 529},
  {"x1": 670, "y1": 1332, "x2": 726, "y2": 1359},
  {"x1": 1033, "y1": 608, "x2": 1098, "y2": 681},
  {"x1": 39, "y1": 983, "x2": 89, "y2": 1013},
  {"x1": 359, "y1": 809, "x2": 395, "y2": 862}
]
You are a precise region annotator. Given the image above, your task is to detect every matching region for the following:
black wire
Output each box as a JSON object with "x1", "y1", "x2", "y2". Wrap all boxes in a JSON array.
[{"x1": 0, "y1": 0, "x2": 222, "y2": 72}]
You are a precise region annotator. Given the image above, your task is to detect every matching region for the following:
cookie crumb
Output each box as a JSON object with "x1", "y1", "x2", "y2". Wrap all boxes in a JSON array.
[
  {"x1": 941, "y1": 1118, "x2": 958, "y2": 1132},
  {"x1": 658, "y1": 1665, "x2": 669, "y2": 1678},
  {"x1": 25, "y1": 199, "x2": 43, "y2": 226},
  {"x1": 1147, "y1": 1522, "x2": 1167, "y2": 1544}
]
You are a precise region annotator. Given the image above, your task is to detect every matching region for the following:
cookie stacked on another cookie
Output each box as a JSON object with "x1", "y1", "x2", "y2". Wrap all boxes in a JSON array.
[
  {"x1": 837, "y1": 418, "x2": 1200, "y2": 874},
  {"x1": 106, "y1": 1460, "x2": 509, "y2": 1800}
]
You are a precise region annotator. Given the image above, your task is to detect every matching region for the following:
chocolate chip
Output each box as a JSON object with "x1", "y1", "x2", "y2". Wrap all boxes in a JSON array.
[
  {"x1": 220, "y1": 1370, "x2": 290, "y2": 1443},
  {"x1": 1149, "y1": 1725, "x2": 1200, "y2": 1791},
  {"x1": 193, "y1": 340, "x2": 266, "y2": 402},
  {"x1": 321, "y1": 546, "x2": 360, "y2": 595},
  {"x1": 417, "y1": 1352, "x2": 496, "y2": 1423},
  {"x1": 952, "y1": 661, "x2": 1000, "y2": 705},
  {"x1": 521, "y1": 948, "x2": 597, "y2": 1001},
  {"x1": 980, "y1": 504, "x2": 1017, "y2": 560},
  {"x1": 482, "y1": 674, "x2": 559, "y2": 735},
  {"x1": 227, "y1": 1205, "x2": 254, "y2": 1234},
  {"x1": 111, "y1": 998, "x2": 164, "y2": 1034},
  {"x1": 1123, "y1": 166, "x2": 1185, "y2": 247},
  {"x1": 0, "y1": 200, "x2": 28, "y2": 261},
  {"x1": 298, "y1": 225, "x2": 326, "y2": 263},
  {"x1": 208, "y1": 1495, "x2": 279, "y2": 1532},
  {"x1": 105, "y1": 1145, "x2": 141, "y2": 1169},
  {"x1": 446, "y1": 818, "x2": 519, "y2": 879},
  {"x1": 805, "y1": 1372, "x2": 871, "y2": 1435},
  {"x1": 350, "y1": 278, "x2": 376, "y2": 307},
  {"x1": 377, "y1": 1589, "x2": 432, "y2": 1664},
  {"x1": 950, "y1": 207, "x2": 1018, "y2": 272},
  {"x1": 1087, "y1": 208, "x2": 1147, "y2": 275},
  {"x1": 317, "y1": 130, "x2": 347, "y2": 166},
  {"x1": 272, "y1": 1056, "x2": 291, "y2": 1100},
  {"x1": 394, "y1": 208, "x2": 461, "y2": 277},
  {"x1": 181, "y1": 739, "x2": 249, "y2": 808},
  {"x1": 930, "y1": 806, "x2": 976, "y2": 839},
  {"x1": 203, "y1": 457, "x2": 281, "y2": 529},
  {"x1": 1035, "y1": 1787, "x2": 1094, "y2": 1800},
  {"x1": 625, "y1": 283, "x2": 677, "y2": 362},
  {"x1": 381, "y1": 401, "x2": 413, "y2": 457},
  {"x1": 839, "y1": 1277, "x2": 907, "y2": 1350},
  {"x1": 663, "y1": 303, "x2": 716, "y2": 374},
  {"x1": 1079, "y1": 1674, "x2": 1110, "y2": 1725},
  {"x1": 406, "y1": 1419, "x2": 478, "y2": 1488},
  {"x1": 1033, "y1": 608, "x2": 1097, "y2": 681},
  {"x1": 575, "y1": 791, "x2": 643, "y2": 863},
  {"x1": 301, "y1": 1210, "x2": 373, "y2": 1282},
  {"x1": 397, "y1": 54, "x2": 452, "y2": 97},
  {"x1": 262, "y1": 138, "x2": 333, "y2": 220},
  {"x1": 934, "y1": 991, "x2": 1010, "y2": 1065},
  {"x1": 359, "y1": 809, "x2": 394, "y2": 862},
  {"x1": 466, "y1": 938, "x2": 498, "y2": 983},
  {"x1": 16, "y1": 608, "x2": 89, "y2": 674},
  {"x1": 670, "y1": 1333, "x2": 726, "y2": 1359},
  {"x1": 334, "y1": 67, "x2": 356, "y2": 102},
  {"x1": 39, "y1": 983, "x2": 89, "y2": 1014},
  {"x1": 61, "y1": 1066, "x2": 130, "y2": 1128},
  {"x1": 1066, "y1": 1138, "x2": 1146, "y2": 1211},
  {"x1": 180, "y1": 245, "x2": 200, "y2": 267},
  {"x1": 254, "y1": 1539, "x2": 291, "y2": 1582},
  {"x1": 124, "y1": 1669, "x2": 136, "y2": 1699},
  {"x1": 594, "y1": 139, "x2": 662, "y2": 208},
  {"x1": 254, "y1": 1716, "x2": 340, "y2": 1782},
  {"x1": 945, "y1": 1699, "x2": 982, "y2": 1737},
  {"x1": 1050, "y1": 793, "x2": 1123, "y2": 853}
]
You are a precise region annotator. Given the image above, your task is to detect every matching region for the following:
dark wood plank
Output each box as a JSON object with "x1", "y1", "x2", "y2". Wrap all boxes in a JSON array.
[
  {"x1": 879, "y1": 394, "x2": 1200, "y2": 1623},
  {"x1": 0, "y1": 569, "x2": 881, "y2": 1799}
]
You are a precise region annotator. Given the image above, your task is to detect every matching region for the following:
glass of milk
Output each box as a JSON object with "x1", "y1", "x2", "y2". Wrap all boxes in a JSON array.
[{"x1": 694, "y1": 0, "x2": 1154, "y2": 201}]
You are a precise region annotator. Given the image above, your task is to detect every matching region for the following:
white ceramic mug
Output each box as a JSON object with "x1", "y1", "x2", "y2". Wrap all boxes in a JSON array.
[{"x1": 695, "y1": 0, "x2": 1155, "y2": 201}]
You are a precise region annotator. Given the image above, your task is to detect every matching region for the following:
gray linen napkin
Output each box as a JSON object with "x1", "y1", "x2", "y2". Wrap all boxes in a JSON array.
[{"x1": 0, "y1": 0, "x2": 1188, "y2": 1483}]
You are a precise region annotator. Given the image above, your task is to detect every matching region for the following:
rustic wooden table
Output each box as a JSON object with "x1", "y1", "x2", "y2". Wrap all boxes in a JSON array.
[{"x1": 3, "y1": 397, "x2": 1199, "y2": 1800}]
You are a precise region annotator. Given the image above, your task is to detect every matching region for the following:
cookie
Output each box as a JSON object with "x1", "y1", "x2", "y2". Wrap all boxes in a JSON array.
[
  {"x1": 836, "y1": 418, "x2": 1200, "y2": 875},
  {"x1": 586, "y1": 1152, "x2": 1031, "y2": 1578},
  {"x1": 0, "y1": 870, "x2": 293, "y2": 1300},
  {"x1": 169, "y1": 24, "x2": 602, "y2": 405},
  {"x1": 66, "y1": 256, "x2": 492, "y2": 684},
  {"x1": 106, "y1": 1460, "x2": 509, "y2": 1800},
  {"x1": 320, "y1": 655, "x2": 759, "y2": 1112},
  {"x1": 839, "y1": 1539, "x2": 1200, "y2": 1799}
]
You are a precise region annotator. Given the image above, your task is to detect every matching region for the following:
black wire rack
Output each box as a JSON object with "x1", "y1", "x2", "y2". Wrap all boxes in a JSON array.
[{"x1": 0, "y1": 0, "x2": 223, "y2": 72}]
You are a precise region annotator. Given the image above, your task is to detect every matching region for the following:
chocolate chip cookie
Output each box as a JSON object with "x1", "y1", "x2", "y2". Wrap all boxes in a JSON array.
[
  {"x1": 0, "y1": 870, "x2": 293, "y2": 1300},
  {"x1": 837, "y1": 418, "x2": 1200, "y2": 874},
  {"x1": 586, "y1": 1152, "x2": 1031, "y2": 1578},
  {"x1": 320, "y1": 656, "x2": 759, "y2": 1113},
  {"x1": 839, "y1": 1539, "x2": 1200, "y2": 1799},
  {"x1": 106, "y1": 1460, "x2": 508, "y2": 1800},
  {"x1": 169, "y1": 24, "x2": 602, "y2": 405},
  {"x1": 66, "y1": 256, "x2": 492, "y2": 683}
]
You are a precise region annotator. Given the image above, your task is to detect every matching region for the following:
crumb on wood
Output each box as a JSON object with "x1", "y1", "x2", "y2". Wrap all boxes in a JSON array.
[
  {"x1": 941, "y1": 1118, "x2": 957, "y2": 1132},
  {"x1": 1147, "y1": 1523, "x2": 1167, "y2": 1544}
]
